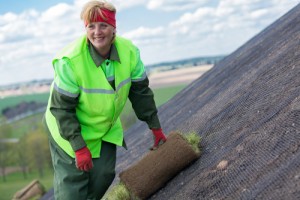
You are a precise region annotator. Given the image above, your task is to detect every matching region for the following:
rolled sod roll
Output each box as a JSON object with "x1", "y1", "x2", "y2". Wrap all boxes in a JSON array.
[{"x1": 119, "y1": 131, "x2": 201, "y2": 199}]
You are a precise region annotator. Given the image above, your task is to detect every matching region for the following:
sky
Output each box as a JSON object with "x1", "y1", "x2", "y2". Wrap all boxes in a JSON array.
[{"x1": 0, "y1": 0, "x2": 299, "y2": 86}]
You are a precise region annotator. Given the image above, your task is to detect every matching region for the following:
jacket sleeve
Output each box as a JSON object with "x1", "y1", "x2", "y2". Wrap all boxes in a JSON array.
[
  {"x1": 49, "y1": 58, "x2": 86, "y2": 151},
  {"x1": 128, "y1": 48, "x2": 161, "y2": 129},
  {"x1": 129, "y1": 78, "x2": 161, "y2": 129}
]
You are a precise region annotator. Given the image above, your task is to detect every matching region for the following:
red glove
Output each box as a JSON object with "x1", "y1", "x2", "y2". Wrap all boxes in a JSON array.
[
  {"x1": 151, "y1": 128, "x2": 167, "y2": 150},
  {"x1": 75, "y1": 146, "x2": 93, "y2": 171}
]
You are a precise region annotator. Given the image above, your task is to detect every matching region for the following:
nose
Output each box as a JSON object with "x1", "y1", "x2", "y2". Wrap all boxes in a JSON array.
[{"x1": 94, "y1": 24, "x2": 103, "y2": 35}]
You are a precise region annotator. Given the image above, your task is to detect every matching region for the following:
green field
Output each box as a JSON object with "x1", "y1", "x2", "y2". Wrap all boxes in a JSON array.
[
  {"x1": 0, "y1": 84, "x2": 187, "y2": 199},
  {"x1": 0, "y1": 92, "x2": 49, "y2": 113},
  {"x1": 0, "y1": 169, "x2": 53, "y2": 200},
  {"x1": 11, "y1": 113, "x2": 45, "y2": 138},
  {"x1": 153, "y1": 85, "x2": 186, "y2": 106}
]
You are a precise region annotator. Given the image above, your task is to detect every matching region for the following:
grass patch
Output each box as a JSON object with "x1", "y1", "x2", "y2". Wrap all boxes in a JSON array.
[
  {"x1": 103, "y1": 183, "x2": 141, "y2": 200},
  {"x1": 103, "y1": 183, "x2": 136, "y2": 200},
  {"x1": 182, "y1": 132, "x2": 201, "y2": 155},
  {"x1": 0, "y1": 168, "x2": 53, "y2": 200}
]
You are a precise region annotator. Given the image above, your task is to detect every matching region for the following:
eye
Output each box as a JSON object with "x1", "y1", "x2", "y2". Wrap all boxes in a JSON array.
[
  {"x1": 87, "y1": 24, "x2": 95, "y2": 29},
  {"x1": 100, "y1": 23, "x2": 108, "y2": 29}
]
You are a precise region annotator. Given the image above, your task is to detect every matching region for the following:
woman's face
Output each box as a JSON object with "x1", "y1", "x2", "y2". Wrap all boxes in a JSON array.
[{"x1": 86, "y1": 22, "x2": 115, "y2": 55}]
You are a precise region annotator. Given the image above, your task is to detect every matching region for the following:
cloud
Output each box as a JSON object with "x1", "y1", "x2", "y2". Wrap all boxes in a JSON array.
[
  {"x1": 40, "y1": 3, "x2": 73, "y2": 22},
  {"x1": 122, "y1": 0, "x2": 299, "y2": 64},
  {"x1": 74, "y1": 0, "x2": 148, "y2": 11},
  {"x1": 0, "y1": 0, "x2": 299, "y2": 85},
  {"x1": 0, "y1": 1, "x2": 85, "y2": 85},
  {"x1": 123, "y1": 26, "x2": 165, "y2": 44},
  {"x1": 147, "y1": 0, "x2": 210, "y2": 11}
]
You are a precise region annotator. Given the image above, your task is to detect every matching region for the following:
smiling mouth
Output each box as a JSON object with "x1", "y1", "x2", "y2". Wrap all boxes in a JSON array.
[{"x1": 94, "y1": 37, "x2": 105, "y2": 41}]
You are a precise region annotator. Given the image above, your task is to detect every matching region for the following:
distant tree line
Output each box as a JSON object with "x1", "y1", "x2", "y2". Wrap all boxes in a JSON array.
[
  {"x1": 2, "y1": 101, "x2": 46, "y2": 120},
  {"x1": 146, "y1": 55, "x2": 225, "y2": 72},
  {"x1": 0, "y1": 120, "x2": 51, "y2": 182}
]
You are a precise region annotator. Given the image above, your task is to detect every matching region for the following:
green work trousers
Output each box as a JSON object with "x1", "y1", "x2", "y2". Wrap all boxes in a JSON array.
[{"x1": 49, "y1": 139, "x2": 116, "y2": 200}]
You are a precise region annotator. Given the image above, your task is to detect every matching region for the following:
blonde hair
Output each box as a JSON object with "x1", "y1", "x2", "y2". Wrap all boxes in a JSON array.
[{"x1": 80, "y1": 0, "x2": 116, "y2": 24}]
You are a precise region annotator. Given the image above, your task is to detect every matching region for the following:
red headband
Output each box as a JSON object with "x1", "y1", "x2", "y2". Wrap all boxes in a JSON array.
[{"x1": 85, "y1": 8, "x2": 116, "y2": 28}]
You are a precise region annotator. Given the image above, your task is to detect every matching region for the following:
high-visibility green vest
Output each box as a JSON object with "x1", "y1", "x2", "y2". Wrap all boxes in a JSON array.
[{"x1": 45, "y1": 35, "x2": 138, "y2": 158}]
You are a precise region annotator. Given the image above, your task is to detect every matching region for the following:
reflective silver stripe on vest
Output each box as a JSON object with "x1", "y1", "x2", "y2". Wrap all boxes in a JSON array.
[
  {"x1": 54, "y1": 82, "x2": 79, "y2": 98},
  {"x1": 132, "y1": 72, "x2": 147, "y2": 82},
  {"x1": 107, "y1": 76, "x2": 114, "y2": 82},
  {"x1": 78, "y1": 78, "x2": 131, "y2": 94},
  {"x1": 79, "y1": 87, "x2": 115, "y2": 94},
  {"x1": 116, "y1": 77, "x2": 131, "y2": 92}
]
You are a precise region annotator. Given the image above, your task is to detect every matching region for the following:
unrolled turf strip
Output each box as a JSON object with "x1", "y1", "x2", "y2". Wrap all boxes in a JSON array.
[{"x1": 119, "y1": 132, "x2": 200, "y2": 199}]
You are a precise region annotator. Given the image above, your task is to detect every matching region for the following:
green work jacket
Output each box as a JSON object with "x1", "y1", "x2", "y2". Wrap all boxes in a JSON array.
[{"x1": 45, "y1": 35, "x2": 160, "y2": 158}]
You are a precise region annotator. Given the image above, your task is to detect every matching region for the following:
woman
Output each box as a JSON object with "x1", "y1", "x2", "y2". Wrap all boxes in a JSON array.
[{"x1": 43, "y1": 0, "x2": 167, "y2": 199}]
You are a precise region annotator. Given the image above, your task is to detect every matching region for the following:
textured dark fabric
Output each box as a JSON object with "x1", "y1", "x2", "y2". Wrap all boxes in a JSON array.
[{"x1": 119, "y1": 132, "x2": 200, "y2": 199}]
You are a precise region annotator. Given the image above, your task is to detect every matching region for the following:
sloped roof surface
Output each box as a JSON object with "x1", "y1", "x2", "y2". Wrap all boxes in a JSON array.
[{"x1": 117, "y1": 3, "x2": 300, "y2": 199}]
